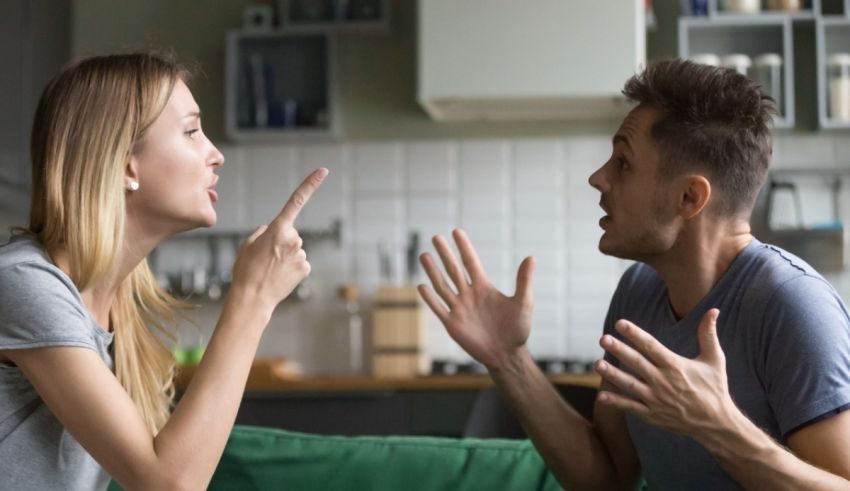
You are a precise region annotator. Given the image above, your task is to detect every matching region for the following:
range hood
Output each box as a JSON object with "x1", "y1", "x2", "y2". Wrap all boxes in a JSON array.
[{"x1": 417, "y1": 0, "x2": 645, "y2": 122}]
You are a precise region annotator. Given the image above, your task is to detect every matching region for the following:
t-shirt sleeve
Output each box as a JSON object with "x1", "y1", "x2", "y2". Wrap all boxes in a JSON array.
[
  {"x1": 0, "y1": 261, "x2": 98, "y2": 352},
  {"x1": 760, "y1": 275, "x2": 850, "y2": 438}
]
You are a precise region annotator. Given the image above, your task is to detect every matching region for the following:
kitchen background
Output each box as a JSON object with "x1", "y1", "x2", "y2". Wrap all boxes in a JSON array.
[{"x1": 3, "y1": 0, "x2": 850, "y2": 375}]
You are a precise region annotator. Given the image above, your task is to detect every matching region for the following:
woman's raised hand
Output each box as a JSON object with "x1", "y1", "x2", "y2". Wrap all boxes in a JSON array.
[
  {"x1": 418, "y1": 229, "x2": 535, "y2": 371},
  {"x1": 229, "y1": 168, "x2": 328, "y2": 314}
]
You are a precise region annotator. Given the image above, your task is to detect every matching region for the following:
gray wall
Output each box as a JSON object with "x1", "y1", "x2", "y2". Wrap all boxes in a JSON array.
[
  {"x1": 72, "y1": 0, "x2": 664, "y2": 143},
  {"x1": 0, "y1": 0, "x2": 70, "y2": 232}
]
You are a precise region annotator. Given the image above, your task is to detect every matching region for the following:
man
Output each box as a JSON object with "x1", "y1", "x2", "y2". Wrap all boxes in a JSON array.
[{"x1": 418, "y1": 59, "x2": 850, "y2": 490}]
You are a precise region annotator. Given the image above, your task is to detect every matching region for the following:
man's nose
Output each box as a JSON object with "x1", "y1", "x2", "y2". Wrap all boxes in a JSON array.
[{"x1": 588, "y1": 162, "x2": 608, "y2": 192}]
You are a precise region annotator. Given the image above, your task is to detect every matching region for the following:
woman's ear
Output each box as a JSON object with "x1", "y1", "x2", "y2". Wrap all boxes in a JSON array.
[
  {"x1": 125, "y1": 155, "x2": 140, "y2": 192},
  {"x1": 677, "y1": 175, "x2": 711, "y2": 220}
]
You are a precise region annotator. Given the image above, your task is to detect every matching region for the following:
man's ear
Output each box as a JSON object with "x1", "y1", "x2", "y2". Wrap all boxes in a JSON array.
[{"x1": 677, "y1": 175, "x2": 711, "y2": 220}]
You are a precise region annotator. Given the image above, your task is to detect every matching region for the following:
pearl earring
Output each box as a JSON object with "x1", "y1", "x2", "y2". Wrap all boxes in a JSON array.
[{"x1": 128, "y1": 180, "x2": 139, "y2": 191}]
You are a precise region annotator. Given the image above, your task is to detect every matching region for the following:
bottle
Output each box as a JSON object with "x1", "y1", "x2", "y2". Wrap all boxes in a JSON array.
[{"x1": 338, "y1": 283, "x2": 363, "y2": 373}]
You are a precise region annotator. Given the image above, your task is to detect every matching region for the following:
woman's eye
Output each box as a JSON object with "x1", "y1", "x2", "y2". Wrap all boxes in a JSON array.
[
  {"x1": 618, "y1": 157, "x2": 629, "y2": 169},
  {"x1": 185, "y1": 129, "x2": 200, "y2": 139}
]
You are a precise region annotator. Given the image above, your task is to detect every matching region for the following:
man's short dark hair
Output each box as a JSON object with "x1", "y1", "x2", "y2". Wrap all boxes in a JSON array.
[{"x1": 622, "y1": 58, "x2": 775, "y2": 217}]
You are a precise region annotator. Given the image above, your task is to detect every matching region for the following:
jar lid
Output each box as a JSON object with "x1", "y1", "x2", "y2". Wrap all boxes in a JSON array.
[
  {"x1": 754, "y1": 53, "x2": 782, "y2": 67},
  {"x1": 827, "y1": 53, "x2": 850, "y2": 67},
  {"x1": 721, "y1": 53, "x2": 752, "y2": 68},
  {"x1": 690, "y1": 53, "x2": 721, "y2": 66}
]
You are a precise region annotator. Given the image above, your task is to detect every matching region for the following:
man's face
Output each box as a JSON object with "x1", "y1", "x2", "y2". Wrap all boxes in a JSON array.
[{"x1": 588, "y1": 104, "x2": 682, "y2": 261}]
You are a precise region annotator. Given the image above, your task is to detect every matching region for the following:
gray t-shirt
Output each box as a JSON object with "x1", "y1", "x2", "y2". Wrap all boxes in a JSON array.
[
  {"x1": 0, "y1": 235, "x2": 113, "y2": 491},
  {"x1": 603, "y1": 238, "x2": 850, "y2": 490}
]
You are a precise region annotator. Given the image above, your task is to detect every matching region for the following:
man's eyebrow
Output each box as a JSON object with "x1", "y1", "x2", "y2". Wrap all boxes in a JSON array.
[{"x1": 612, "y1": 134, "x2": 631, "y2": 149}]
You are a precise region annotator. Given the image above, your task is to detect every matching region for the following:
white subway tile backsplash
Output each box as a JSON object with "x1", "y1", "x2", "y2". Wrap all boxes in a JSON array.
[
  {"x1": 513, "y1": 140, "x2": 564, "y2": 193},
  {"x1": 459, "y1": 219, "x2": 510, "y2": 247},
  {"x1": 515, "y1": 193, "x2": 564, "y2": 220},
  {"x1": 407, "y1": 142, "x2": 457, "y2": 192},
  {"x1": 774, "y1": 135, "x2": 836, "y2": 168},
  {"x1": 352, "y1": 143, "x2": 404, "y2": 193},
  {"x1": 563, "y1": 136, "x2": 610, "y2": 168},
  {"x1": 515, "y1": 220, "x2": 564, "y2": 248},
  {"x1": 407, "y1": 196, "x2": 457, "y2": 222},
  {"x1": 185, "y1": 132, "x2": 850, "y2": 373},
  {"x1": 300, "y1": 144, "x2": 350, "y2": 192},
  {"x1": 460, "y1": 193, "x2": 510, "y2": 221},
  {"x1": 212, "y1": 145, "x2": 246, "y2": 232},
  {"x1": 566, "y1": 331, "x2": 605, "y2": 361},
  {"x1": 459, "y1": 140, "x2": 510, "y2": 192},
  {"x1": 527, "y1": 329, "x2": 563, "y2": 358},
  {"x1": 245, "y1": 145, "x2": 297, "y2": 225}
]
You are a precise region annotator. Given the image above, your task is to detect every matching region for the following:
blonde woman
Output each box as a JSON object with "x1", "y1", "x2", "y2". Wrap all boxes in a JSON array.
[{"x1": 0, "y1": 53, "x2": 327, "y2": 490}]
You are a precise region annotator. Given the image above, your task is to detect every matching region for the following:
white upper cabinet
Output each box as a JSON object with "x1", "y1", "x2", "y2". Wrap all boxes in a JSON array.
[{"x1": 417, "y1": 0, "x2": 645, "y2": 122}]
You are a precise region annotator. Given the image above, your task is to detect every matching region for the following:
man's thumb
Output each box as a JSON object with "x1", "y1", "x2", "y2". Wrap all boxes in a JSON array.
[{"x1": 698, "y1": 308, "x2": 722, "y2": 363}]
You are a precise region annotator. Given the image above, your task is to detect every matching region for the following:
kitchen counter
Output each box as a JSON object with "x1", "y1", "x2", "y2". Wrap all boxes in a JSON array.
[
  {"x1": 175, "y1": 361, "x2": 600, "y2": 437},
  {"x1": 175, "y1": 363, "x2": 601, "y2": 392}
]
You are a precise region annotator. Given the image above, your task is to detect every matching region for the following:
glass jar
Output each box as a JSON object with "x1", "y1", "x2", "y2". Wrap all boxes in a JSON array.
[
  {"x1": 690, "y1": 53, "x2": 721, "y2": 67},
  {"x1": 766, "y1": 0, "x2": 801, "y2": 11},
  {"x1": 722, "y1": 0, "x2": 760, "y2": 13},
  {"x1": 828, "y1": 53, "x2": 850, "y2": 122},
  {"x1": 720, "y1": 53, "x2": 752, "y2": 76},
  {"x1": 753, "y1": 54, "x2": 783, "y2": 116}
]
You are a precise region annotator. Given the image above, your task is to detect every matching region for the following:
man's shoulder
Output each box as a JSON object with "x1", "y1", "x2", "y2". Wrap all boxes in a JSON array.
[{"x1": 735, "y1": 240, "x2": 829, "y2": 296}]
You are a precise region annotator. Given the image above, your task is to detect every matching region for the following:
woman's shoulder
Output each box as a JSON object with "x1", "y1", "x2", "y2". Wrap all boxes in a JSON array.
[
  {"x1": 0, "y1": 235, "x2": 78, "y2": 300},
  {"x1": 0, "y1": 235, "x2": 104, "y2": 350}
]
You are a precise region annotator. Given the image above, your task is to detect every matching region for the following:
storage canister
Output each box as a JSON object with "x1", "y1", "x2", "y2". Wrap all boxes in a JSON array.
[
  {"x1": 721, "y1": 53, "x2": 752, "y2": 76},
  {"x1": 753, "y1": 54, "x2": 783, "y2": 116},
  {"x1": 690, "y1": 53, "x2": 721, "y2": 66},
  {"x1": 828, "y1": 53, "x2": 850, "y2": 122},
  {"x1": 721, "y1": 0, "x2": 760, "y2": 13}
]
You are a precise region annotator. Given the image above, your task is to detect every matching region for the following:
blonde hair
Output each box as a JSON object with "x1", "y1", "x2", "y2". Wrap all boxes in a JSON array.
[{"x1": 26, "y1": 53, "x2": 191, "y2": 434}]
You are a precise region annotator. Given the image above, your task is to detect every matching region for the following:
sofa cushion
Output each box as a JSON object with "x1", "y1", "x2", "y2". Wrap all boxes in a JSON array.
[{"x1": 209, "y1": 425, "x2": 563, "y2": 490}]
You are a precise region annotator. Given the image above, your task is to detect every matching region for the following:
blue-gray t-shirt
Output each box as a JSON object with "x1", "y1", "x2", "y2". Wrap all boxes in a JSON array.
[
  {"x1": 0, "y1": 235, "x2": 113, "y2": 491},
  {"x1": 603, "y1": 238, "x2": 850, "y2": 490}
]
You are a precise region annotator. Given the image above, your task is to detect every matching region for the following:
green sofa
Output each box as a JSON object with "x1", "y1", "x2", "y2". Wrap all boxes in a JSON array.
[{"x1": 109, "y1": 425, "x2": 563, "y2": 490}]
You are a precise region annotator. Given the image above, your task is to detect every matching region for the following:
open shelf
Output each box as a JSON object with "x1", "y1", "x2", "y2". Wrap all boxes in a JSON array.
[
  {"x1": 225, "y1": 30, "x2": 340, "y2": 141},
  {"x1": 679, "y1": 16, "x2": 795, "y2": 128}
]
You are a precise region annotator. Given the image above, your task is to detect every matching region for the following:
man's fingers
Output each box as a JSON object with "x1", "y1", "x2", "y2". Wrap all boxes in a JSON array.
[
  {"x1": 417, "y1": 284, "x2": 449, "y2": 324},
  {"x1": 514, "y1": 256, "x2": 535, "y2": 303},
  {"x1": 595, "y1": 359, "x2": 653, "y2": 402},
  {"x1": 433, "y1": 234, "x2": 469, "y2": 293},
  {"x1": 600, "y1": 329, "x2": 660, "y2": 382},
  {"x1": 596, "y1": 391, "x2": 651, "y2": 419},
  {"x1": 614, "y1": 319, "x2": 677, "y2": 368},
  {"x1": 274, "y1": 167, "x2": 328, "y2": 226},
  {"x1": 697, "y1": 308, "x2": 723, "y2": 364},
  {"x1": 452, "y1": 229, "x2": 489, "y2": 283},
  {"x1": 419, "y1": 252, "x2": 457, "y2": 307}
]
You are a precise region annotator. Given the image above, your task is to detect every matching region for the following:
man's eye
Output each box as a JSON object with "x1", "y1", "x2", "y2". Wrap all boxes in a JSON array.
[{"x1": 619, "y1": 157, "x2": 629, "y2": 169}]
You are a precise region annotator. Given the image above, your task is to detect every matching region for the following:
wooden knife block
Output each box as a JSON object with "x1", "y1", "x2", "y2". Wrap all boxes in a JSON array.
[{"x1": 372, "y1": 285, "x2": 430, "y2": 378}]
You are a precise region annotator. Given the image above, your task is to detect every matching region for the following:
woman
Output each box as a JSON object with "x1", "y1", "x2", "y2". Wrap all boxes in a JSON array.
[{"x1": 0, "y1": 53, "x2": 327, "y2": 490}]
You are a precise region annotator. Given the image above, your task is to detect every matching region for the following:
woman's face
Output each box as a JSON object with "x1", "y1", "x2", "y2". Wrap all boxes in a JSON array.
[{"x1": 127, "y1": 79, "x2": 224, "y2": 236}]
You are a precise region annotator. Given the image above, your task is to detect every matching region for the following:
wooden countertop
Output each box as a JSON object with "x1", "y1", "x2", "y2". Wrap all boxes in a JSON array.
[{"x1": 175, "y1": 363, "x2": 601, "y2": 392}]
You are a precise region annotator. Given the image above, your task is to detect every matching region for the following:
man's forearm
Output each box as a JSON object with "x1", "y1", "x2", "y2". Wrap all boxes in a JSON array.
[
  {"x1": 698, "y1": 406, "x2": 850, "y2": 490},
  {"x1": 489, "y1": 346, "x2": 633, "y2": 491}
]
